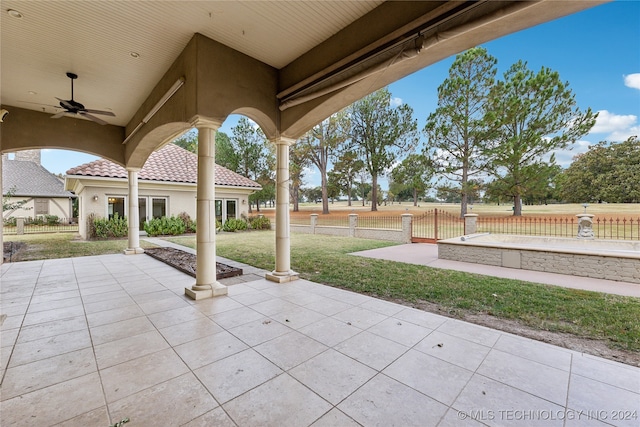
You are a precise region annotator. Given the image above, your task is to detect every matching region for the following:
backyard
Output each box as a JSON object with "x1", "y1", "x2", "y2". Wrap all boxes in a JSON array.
[{"x1": 3, "y1": 228, "x2": 639, "y2": 366}]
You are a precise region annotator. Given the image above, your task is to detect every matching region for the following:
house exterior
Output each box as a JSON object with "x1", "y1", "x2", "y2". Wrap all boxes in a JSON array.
[
  {"x1": 65, "y1": 143, "x2": 261, "y2": 239},
  {"x1": 2, "y1": 150, "x2": 75, "y2": 222}
]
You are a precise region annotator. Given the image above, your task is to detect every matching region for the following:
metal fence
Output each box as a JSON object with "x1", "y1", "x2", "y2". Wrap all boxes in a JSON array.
[
  {"x1": 477, "y1": 216, "x2": 640, "y2": 240},
  {"x1": 358, "y1": 215, "x2": 402, "y2": 230},
  {"x1": 3, "y1": 217, "x2": 79, "y2": 235}
]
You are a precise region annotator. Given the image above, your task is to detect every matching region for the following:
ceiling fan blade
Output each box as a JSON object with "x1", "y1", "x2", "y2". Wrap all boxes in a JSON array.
[
  {"x1": 56, "y1": 97, "x2": 74, "y2": 110},
  {"x1": 79, "y1": 112, "x2": 108, "y2": 125},
  {"x1": 84, "y1": 109, "x2": 115, "y2": 117},
  {"x1": 51, "y1": 111, "x2": 67, "y2": 119}
]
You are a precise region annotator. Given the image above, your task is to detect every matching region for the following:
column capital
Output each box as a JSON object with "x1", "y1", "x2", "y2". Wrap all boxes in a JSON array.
[
  {"x1": 126, "y1": 167, "x2": 142, "y2": 173},
  {"x1": 271, "y1": 136, "x2": 296, "y2": 146},
  {"x1": 189, "y1": 115, "x2": 223, "y2": 130}
]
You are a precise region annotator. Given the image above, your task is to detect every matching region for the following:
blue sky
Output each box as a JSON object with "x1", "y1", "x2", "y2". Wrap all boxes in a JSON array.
[{"x1": 42, "y1": 0, "x2": 639, "y2": 188}]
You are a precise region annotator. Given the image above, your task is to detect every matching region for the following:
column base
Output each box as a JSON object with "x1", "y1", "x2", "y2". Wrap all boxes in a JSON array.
[
  {"x1": 184, "y1": 282, "x2": 228, "y2": 300},
  {"x1": 124, "y1": 247, "x2": 145, "y2": 255},
  {"x1": 265, "y1": 270, "x2": 300, "y2": 283}
]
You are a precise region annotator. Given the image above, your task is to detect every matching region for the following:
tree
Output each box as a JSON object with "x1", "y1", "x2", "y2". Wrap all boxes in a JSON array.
[
  {"x1": 350, "y1": 87, "x2": 418, "y2": 211},
  {"x1": 289, "y1": 143, "x2": 310, "y2": 212},
  {"x1": 231, "y1": 117, "x2": 275, "y2": 212},
  {"x1": 330, "y1": 150, "x2": 364, "y2": 206},
  {"x1": 172, "y1": 129, "x2": 237, "y2": 171},
  {"x1": 424, "y1": 47, "x2": 496, "y2": 217},
  {"x1": 3, "y1": 187, "x2": 30, "y2": 214},
  {"x1": 485, "y1": 60, "x2": 596, "y2": 215},
  {"x1": 297, "y1": 111, "x2": 350, "y2": 214},
  {"x1": 561, "y1": 137, "x2": 640, "y2": 203},
  {"x1": 390, "y1": 154, "x2": 434, "y2": 206}
]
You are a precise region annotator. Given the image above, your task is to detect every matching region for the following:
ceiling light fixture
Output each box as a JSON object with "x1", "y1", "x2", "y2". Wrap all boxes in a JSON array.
[
  {"x1": 7, "y1": 9, "x2": 24, "y2": 19},
  {"x1": 129, "y1": 51, "x2": 140, "y2": 58},
  {"x1": 28, "y1": 90, "x2": 37, "y2": 95}
]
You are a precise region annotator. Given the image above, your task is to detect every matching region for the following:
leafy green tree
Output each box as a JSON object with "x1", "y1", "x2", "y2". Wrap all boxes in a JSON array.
[
  {"x1": 231, "y1": 117, "x2": 274, "y2": 212},
  {"x1": 298, "y1": 111, "x2": 350, "y2": 214},
  {"x1": 350, "y1": 88, "x2": 418, "y2": 211},
  {"x1": 436, "y1": 185, "x2": 461, "y2": 203},
  {"x1": 561, "y1": 137, "x2": 640, "y2": 203},
  {"x1": 2, "y1": 187, "x2": 31, "y2": 214},
  {"x1": 390, "y1": 154, "x2": 434, "y2": 206},
  {"x1": 424, "y1": 47, "x2": 497, "y2": 217},
  {"x1": 173, "y1": 129, "x2": 198, "y2": 153},
  {"x1": 214, "y1": 131, "x2": 239, "y2": 172},
  {"x1": 485, "y1": 61, "x2": 596, "y2": 215},
  {"x1": 172, "y1": 129, "x2": 237, "y2": 171},
  {"x1": 330, "y1": 150, "x2": 364, "y2": 206}
]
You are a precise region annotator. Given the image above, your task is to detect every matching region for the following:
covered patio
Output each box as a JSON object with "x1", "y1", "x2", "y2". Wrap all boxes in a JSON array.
[
  {"x1": 2, "y1": 252, "x2": 638, "y2": 426},
  {"x1": 1, "y1": 0, "x2": 606, "y2": 297}
]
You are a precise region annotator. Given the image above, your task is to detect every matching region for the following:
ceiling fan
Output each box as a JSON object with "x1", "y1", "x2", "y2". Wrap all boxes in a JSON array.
[{"x1": 52, "y1": 72, "x2": 115, "y2": 125}]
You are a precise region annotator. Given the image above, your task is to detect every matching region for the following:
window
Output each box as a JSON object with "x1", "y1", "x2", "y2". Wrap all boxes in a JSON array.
[
  {"x1": 108, "y1": 196, "x2": 125, "y2": 219},
  {"x1": 34, "y1": 198, "x2": 49, "y2": 215},
  {"x1": 151, "y1": 198, "x2": 166, "y2": 219},
  {"x1": 215, "y1": 198, "x2": 238, "y2": 223}
]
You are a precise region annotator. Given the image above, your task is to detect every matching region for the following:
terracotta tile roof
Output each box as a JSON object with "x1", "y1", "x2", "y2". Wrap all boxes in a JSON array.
[{"x1": 66, "y1": 144, "x2": 261, "y2": 189}]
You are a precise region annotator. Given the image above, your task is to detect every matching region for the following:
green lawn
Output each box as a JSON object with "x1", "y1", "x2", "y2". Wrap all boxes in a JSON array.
[
  {"x1": 4, "y1": 231, "x2": 639, "y2": 353},
  {"x1": 166, "y1": 231, "x2": 640, "y2": 353},
  {"x1": 3, "y1": 233, "x2": 157, "y2": 261}
]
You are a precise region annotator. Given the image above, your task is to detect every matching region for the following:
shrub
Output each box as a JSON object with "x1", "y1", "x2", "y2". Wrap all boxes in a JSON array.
[
  {"x1": 222, "y1": 218, "x2": 248, "y2": 232},
  {"x1": 249, "y1": 215, "x2": 271, "y2": 230},
  {"x1": 178, "y1": 212, "x2": 196, "y2": 233},
  {"x1": 4, "y1": 217, "x2": 17, "y2": 226},
  {"x1": 44, "y1": 214, "x2": 60, "y2": 225},
  {"x1": 144, "y1": 216, "x2": 186, "y2": 236},
  {"x1": 88, "y1": 212, "x2": 128, "y2": 239}
]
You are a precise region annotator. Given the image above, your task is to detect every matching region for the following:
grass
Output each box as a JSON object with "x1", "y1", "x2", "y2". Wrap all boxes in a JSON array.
[
  {"x1": 3, "y1": 233, "x2": 157, "y2": 261},
  {"x1": 165, "y1": 231, "x2": 640, "y2": 353},
  {"x1": 4, "y1": 231, "x2": 639, "y2": 353}
]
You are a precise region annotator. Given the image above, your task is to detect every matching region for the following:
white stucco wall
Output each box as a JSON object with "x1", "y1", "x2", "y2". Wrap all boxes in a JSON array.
[
  {"x1": 2, "y1": 196, "x2": 73, "y2": 221},
  {"x1": 68, "y1": 176, "x2": 254, "y2": 238}
]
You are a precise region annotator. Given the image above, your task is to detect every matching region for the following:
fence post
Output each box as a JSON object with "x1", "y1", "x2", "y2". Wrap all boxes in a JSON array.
[
  {"x1": 434, "y1": 209, "x2": 439, "y2": 240},
  {"x1": 401, "y1": 213, "x2": 413, "y2": 243},
  {"x1": 349, "y1": 214, "x2": 358, "y2": 238},
  {"x1": 310, "y1": 214, "x2": 318, "y2": 234},
  {"x1": 16, "y1": 217, "x2": 25, "y2": 235},
  {"x1": 464, "y1": 214, "x2": 478, "y2": 235}
]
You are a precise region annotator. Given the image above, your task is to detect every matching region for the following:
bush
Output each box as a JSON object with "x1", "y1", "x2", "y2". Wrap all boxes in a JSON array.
[
  {"x1": 249, "y1": 215, "x2": 271, "y2": 230},
  {"x1": 4, "y1": 217, "x2": 17, "y2": 226},
  {"x1": 222, "y1": 218, "x2": 248, "y2": 232},
  {"x1": 178, "y1": 212, "x2": 196, "y2": 233},
  {"x1": 44, "y1": 214, "x2": 60, "y2": 225},
  {"x1": 144, "y1": 216, "x2": 186, "y2": 236},
  {"x1": 88, "y1": 213, "x2": 128, "y2": 239}
]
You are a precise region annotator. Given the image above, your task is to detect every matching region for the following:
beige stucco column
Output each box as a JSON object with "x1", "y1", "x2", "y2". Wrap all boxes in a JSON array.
[
  {"x1": 124, "y1": 168, "x2": 144, "y2": 254},
  {"x1": 185, "y1": 118, "x2": 228, "y2": 300},
  {"x1": 0, "y1": 157, "x2": 3, "y2": 265},
  {"x1": 266, "y1": 137, "x2": 299, "y2": 283}
]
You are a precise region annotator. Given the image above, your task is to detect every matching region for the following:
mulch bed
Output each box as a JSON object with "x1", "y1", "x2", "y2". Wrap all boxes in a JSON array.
[
  {"x1": 3, "y1": 241, "x2": 25, "y2": 263},
  {"x1": 144, "y1": 247, "x2": 242, "y2": 279}
]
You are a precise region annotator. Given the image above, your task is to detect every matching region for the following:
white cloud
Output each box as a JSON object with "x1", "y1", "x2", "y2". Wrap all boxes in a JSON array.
[
  {"x1": 590, "y1": 110, "x2": 637, "y2": 138},
  {"x1": 549, "y1": 139, "x2": 593, "y2": 168},
  {"x1": 390, "y1": 97, "x2": 403, "y2": 107},
  {"x1": 624, "y1": 73, "x2": 640, "y2": 90}
]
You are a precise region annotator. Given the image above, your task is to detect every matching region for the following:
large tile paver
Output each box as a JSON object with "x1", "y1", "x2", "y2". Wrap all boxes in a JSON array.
[{"x1": 1, "y1": 252, "x2": 638, "y2": 426}]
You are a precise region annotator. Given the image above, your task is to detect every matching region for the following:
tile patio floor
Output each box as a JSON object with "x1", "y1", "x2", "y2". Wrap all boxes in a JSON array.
[{"x1": 1, "y1": 252, "x2": 639, "y2": 426}]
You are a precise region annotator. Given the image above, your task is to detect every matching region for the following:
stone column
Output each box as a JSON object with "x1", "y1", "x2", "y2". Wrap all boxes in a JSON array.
[
  {"x1": 401, "y1": 213, "x2": 413, "y2": 243},
  {"x1": 0, "y1": 157, "x2": 3, "y2": 264},
  {"x1": 349, "y1": 213, "x2": 358, "y2": 237},
  {"x1": 464, "y1": 213, "x2": 478, "y2": 235},
  {"x1": 266, "y1": 137, "x2": 299, "y2": 283},
  {"x1": 310, "y1": 213, "x2": 318, "y2": 234},
  {"x1": 185, "y1": 118, "x2": 228, "y2": 299},
  {"x1": 124, "y1": 168, "x2": 144, "y2": 254},
  {"x1": 576, "y1": 213, "x2": 595, "y2": 239}
]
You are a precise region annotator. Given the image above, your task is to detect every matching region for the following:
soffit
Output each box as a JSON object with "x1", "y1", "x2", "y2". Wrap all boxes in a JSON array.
[{"x1": 0, "y1": 0, "x2": 382, "y2": 127}]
